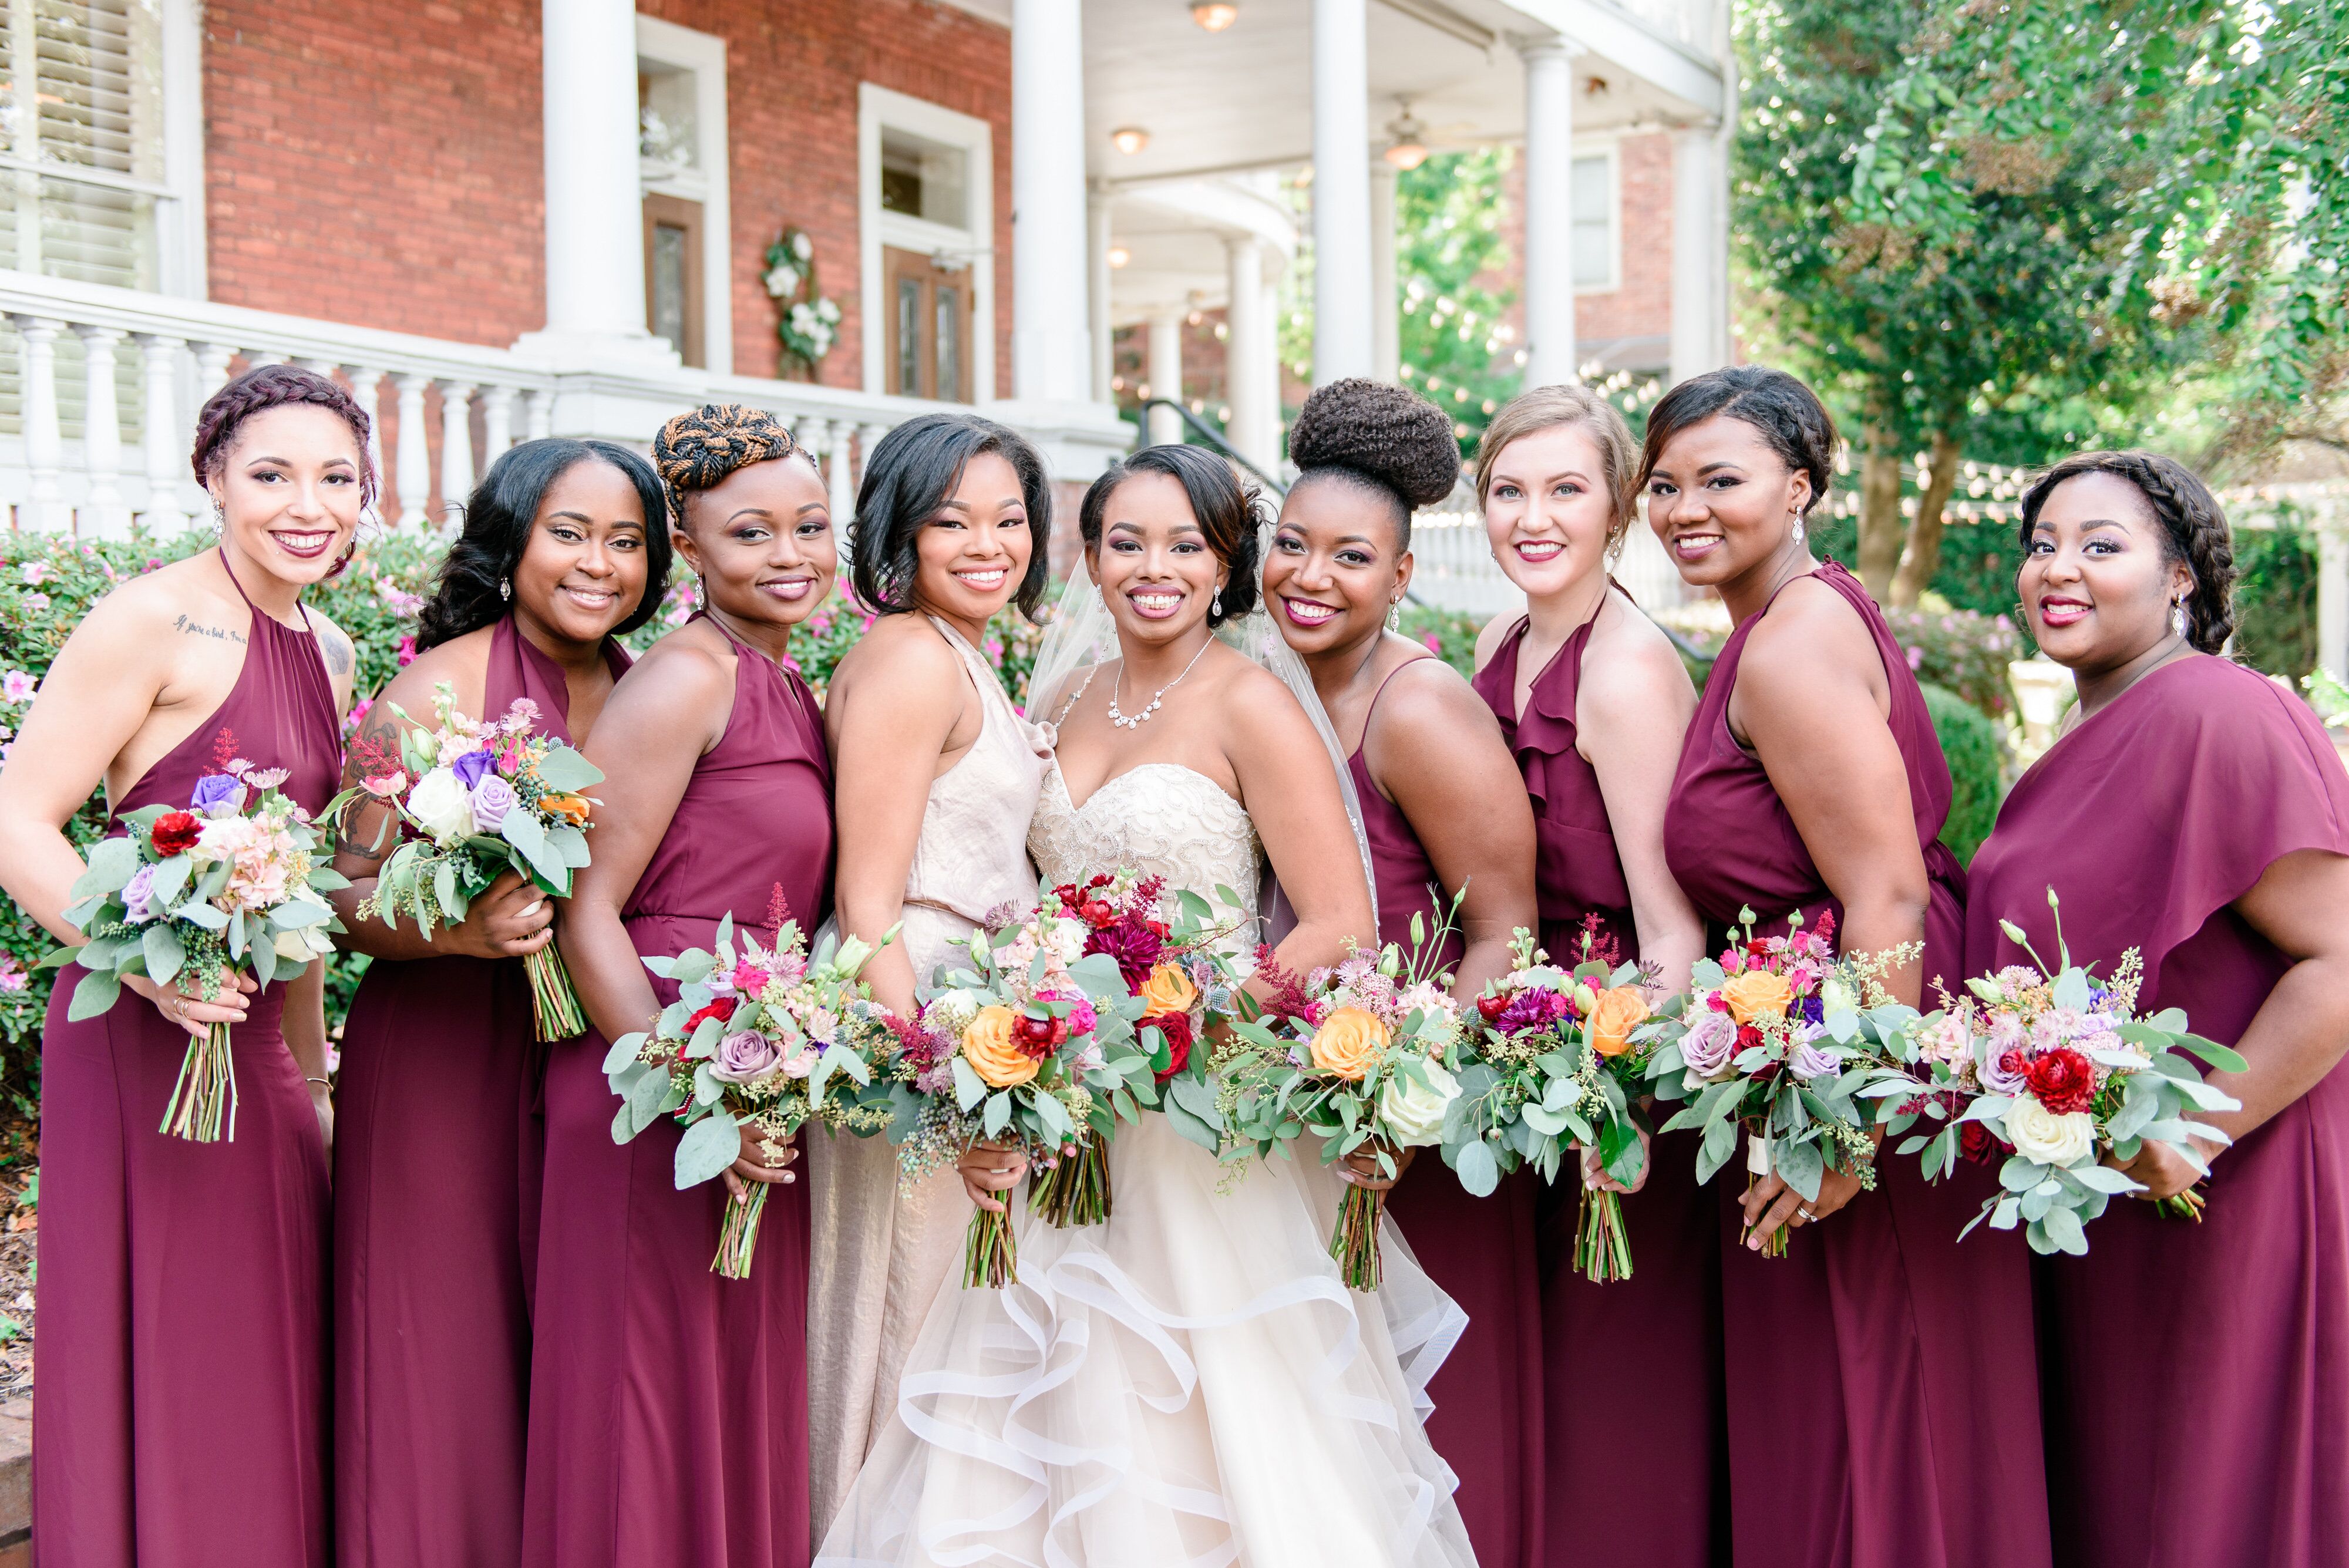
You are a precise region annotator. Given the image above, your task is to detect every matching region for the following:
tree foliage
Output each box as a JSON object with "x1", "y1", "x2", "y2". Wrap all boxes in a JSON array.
[{"x1": 1395, "y1": 148, "x2": 1520, "y2": 450}]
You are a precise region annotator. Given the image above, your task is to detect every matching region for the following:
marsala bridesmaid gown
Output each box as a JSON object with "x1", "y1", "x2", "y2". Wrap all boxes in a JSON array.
[
  {"x1": 523, "y1": 616, "x2": 834, "y2": 1568},
  {"x1": 36, "y1": 550, "x2": 341, "y2": 1565},
  {"x1": 1966, "y1": 654, "x2": 2349, "y2": 1568},
  {"x1": 1351, "y1": 657, "x2": 1546, "y2": 1568},
  {"x1": 1473, "y1": 598, "x2": 1729, "y2": 1568},
  {"x1": 1663, "y1": 560, "x2": 2050, "y2": 1568},
  {"x1": 334, "y1": 614, "x2": 628, "y2": 1565}
]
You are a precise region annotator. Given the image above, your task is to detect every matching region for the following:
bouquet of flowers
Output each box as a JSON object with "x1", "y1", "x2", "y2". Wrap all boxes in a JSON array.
[
  {"x1": 1217, "y1": 912, "x2": 1466, "y2": 1291},
  {"x1": 1029, "y1": 869, "x2": 1248, "y2": 1224},
  {"x1": 1446, "y1": 921, "x2": 1658, "y2": 1283},
  {"x1": 341, "y1": 681, "x2": 604, "y2": 1039},
  {"x1": 46, "y1": 729, "x2": 346, "y2": 1142},
  {"x1": 1647, "y1": 910, "x2": 1918, "y2": 1257},
  {"x1": 883, "y1": 894, "x2": 1153, "y2": 1288},
  {"x1": 604, "y1": 891, "x2": 899, "y2": 1278},
  {"x1": 1869, "y1": 889, "x2": 2244, "y2": 1255}
]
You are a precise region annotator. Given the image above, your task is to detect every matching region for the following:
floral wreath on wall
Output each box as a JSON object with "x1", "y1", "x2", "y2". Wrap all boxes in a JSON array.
[{"x1": 766, "y1": 227, "x2": 843, "y2": 379}]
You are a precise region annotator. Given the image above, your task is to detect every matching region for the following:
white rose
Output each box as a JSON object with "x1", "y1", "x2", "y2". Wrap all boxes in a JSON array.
[
  {"x1": 405, "y1": 766, "x2": 477, "y2": 846},
  {"x1": 272, "y1": 924, "x2": 333, "y2": 964},
  {"x1": 1377, "y1": 1059, "x2": 1460, "y2": 1149},
  {"x1": 2004, "y1": 1098, "x2": 2095, "y2": 1167}
]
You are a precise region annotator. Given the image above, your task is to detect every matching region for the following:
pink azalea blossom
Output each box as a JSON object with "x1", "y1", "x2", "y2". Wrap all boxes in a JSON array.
[
  {"x1": 19, "y1": 561, "x2": 49, "y2": 586},
  {"x1": 1, "y1": 671, "x2": 35, "y2": 703},
  {"x1": 395, "y1": 635, "x2": 418, "y2": 668}
]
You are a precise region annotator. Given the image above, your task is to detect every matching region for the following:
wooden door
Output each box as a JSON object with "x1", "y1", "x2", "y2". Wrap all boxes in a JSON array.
[
  {"x1": 644, "y1": 193, "x2": 705, "y2": 368},
  {"x1": 883, "y1": 245, "x2": 974, "y2": 403}
]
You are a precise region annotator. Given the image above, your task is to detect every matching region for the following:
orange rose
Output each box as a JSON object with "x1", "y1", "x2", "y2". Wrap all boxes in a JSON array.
[
  {"x1": 1310, "y1": 1006, "x2": 1390, "y2": 1081},
  {"x1": 1719, "y1": 969, "x2": 1793, "y2": 1025},
  {"x1": 1586, "y1": 985, "x2": 1650, "y2": 1058},
  {"x1": 960, "y1": 1004, "x2": 1038, "y2": 1088},
  {"x1": 1139, "y1": 963, "x2": 1198, "y2": 1017},
  {"x1": 540, "y1": 793, "x2": 593, "y2": 826}
]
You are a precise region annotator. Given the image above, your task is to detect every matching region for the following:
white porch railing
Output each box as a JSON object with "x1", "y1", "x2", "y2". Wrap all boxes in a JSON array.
[{"x1": 0, "y1": 270, "x2": 1133, "y2": 539}]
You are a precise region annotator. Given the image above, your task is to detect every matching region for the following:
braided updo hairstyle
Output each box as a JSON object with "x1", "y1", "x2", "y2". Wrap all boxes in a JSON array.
[
  {"x1": 649, "y1": 403, "x2": 816, "y2": 529},
  {"x1": 190, "y1": 364, "x2": 378, "y2": 576},
  {"x1": 1286, "y1": 378, "x2": 1462, "y2": 550},
  {"x1": 2018, "y1": 451, "x2": 2236, "y2": 655}
]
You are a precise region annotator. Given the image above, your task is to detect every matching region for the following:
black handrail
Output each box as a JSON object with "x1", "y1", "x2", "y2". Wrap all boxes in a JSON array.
[{"x1": 1136, "y1": 398, "x2": 1288, "y2": 496}]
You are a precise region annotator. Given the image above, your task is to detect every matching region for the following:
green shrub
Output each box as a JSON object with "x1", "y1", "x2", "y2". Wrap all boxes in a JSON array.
[
  {"x1": 1397, "y1": 603, "x2": 1485, "y2": 677},
  {"x1": 1921, "y1": 680, "x2": 2004, "y2": 866},
  {"x1": 2232, "y1": 518, "x2": 2318, "y2": 682},
  {"x1": 1882, "y1": 603, "x2": 2022, "y2": 721}
]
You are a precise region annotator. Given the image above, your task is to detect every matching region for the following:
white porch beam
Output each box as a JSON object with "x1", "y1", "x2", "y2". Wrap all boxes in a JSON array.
[
  {"x1": 1011, "y1": 0, "x2": 1093, "y2": 403},
  {"x1": 1669, "y1": 125, "x2": 1728, "y2": 385},
  {"x1": 1520, "y1": 38, "x2": 1581, "y2": 389},
  {"x1": 1227, "y1": 237, "x2": 1275, "y2": 470},
  {"x1": 1147, "y1": 311, "x2": 1185, "y2": 448},
  {"x1": 1089, "y1": 186, "x2": 1115, "y2": 404},
  {"x1": 1371, "y1": 162, "x2": 1400, "y2": 383},
  {"x1": 1311, "y1": 0, "x2": 1374, "y2": 385}
]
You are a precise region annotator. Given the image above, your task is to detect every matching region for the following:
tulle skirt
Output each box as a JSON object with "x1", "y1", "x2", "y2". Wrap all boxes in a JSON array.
[{"x1": 815, "y1": 1115, "x2": 1476, "y2": 1568}]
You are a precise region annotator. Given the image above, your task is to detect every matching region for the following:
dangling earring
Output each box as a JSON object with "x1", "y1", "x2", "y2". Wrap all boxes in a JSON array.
[
  {"x1": 1605, "y1": 531, "x2": 1626, "y2": 569},
  {"x1": 1387, "y1": 600, "x2": 1402, "y2": 632},
  {"x1": 499, "y1": 577, "x2": 512, "y2": 602},
  {"x1": 1791, "y1": 512, "x2": 1806, "y2": 546},
  {"x1": 210, "y1": 496, "x2": 226, "y2": 536},
  {"x1": 2171, "y1": 598, "x2": 2188, "y2": 638},
  {"x1": 1211, "y1": 586, "x2": 1224, "y2": 618}
]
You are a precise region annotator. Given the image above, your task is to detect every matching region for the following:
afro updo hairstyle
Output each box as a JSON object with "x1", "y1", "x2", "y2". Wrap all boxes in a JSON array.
[
  {"x1": 1078, "y1": 443, "x2": 1264, "y2": 629},
  {"x1": 1285, "y1": 378, "x2": 1463, "y2": 550}
]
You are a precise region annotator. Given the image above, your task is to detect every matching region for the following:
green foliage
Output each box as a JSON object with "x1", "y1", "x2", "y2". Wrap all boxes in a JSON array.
[
  {"x1": 2232, "y1": 519, "x2": 2320, "y2": 682},
  {"x1": 1920, "y1": 681, "x2": 2002, "y2": 867},
  {"x1": 1396, "y1": 602, "x2": 1483, "y2": 677},
  {"x1": 1881, "y1": 602, "x2": 2021, "y2": 721},
  {"x1": 1394, "y1": 148, "x2": 1520, "y2": 452}
]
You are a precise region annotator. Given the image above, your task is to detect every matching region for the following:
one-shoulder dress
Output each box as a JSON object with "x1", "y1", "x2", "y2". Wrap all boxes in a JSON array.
[
  {"x1": 1966, "y1": 654, "x2": 2349, "y2": 1568},
  {"x1": 36, "y1": 549, "x2": 341, "y2": 1566},
  {"x1": 523, "y1": 620, "x2": 836, "y2": 1568},
  {"x1": 807, "y1": 615, "x2": 1049, "y2": 1536},
  {"x1": 1473, "y1": 600, "x2": 1729, "y2": 1568},
  {"x1": 1661, "y1": 560, "x2": 2050, "y2": 1568},
  {"x1": 334, "y1": 613, "x2": 630, "y2": 1566}
]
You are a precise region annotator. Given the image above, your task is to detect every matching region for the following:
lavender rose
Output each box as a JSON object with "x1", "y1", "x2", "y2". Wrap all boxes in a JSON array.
[
  {"x1": 709, "y1": 1029, "x2": 782, "y2": 1084},
  {"x1": 1979, "y1": 1042, "x2": 2032, "y2": 1098},
  {"x1": 189, "y1": 773, "x2": 245, "y2": 816},
  {"x1": 1681, "y1": 1005, "x2": 1740, "y2": 1079},
  {"x1": 119, "y1": 863, "x2": 159, "y2": 924},
  {"x1": 1788, "y1": 1029, "x2": 1839, "y2": 1081},
  {"x1": 469, "y1": 773, "x2": 519, "y2": 833}
]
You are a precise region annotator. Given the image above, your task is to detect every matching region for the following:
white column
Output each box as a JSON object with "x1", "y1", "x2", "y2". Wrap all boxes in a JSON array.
[
  {"x1": 343, "y1": 366, "x2": 385, "y2": 502},
  {"x1": 438, "y1": 381, "x2": 476, "y2": 516},
  {"x1": 1370, "y1": 163, "x2": 1400, "y2": 383},
  {"x1": 1226, "y1": 237, "x2": 1273, "y2": 469},
  {"x1": 1261, "y1": 272, "x2": 1283, "y2": 457},
  {"x1": 1088, "y1": 186, "x2": 1115, "y2": 404},
  {"x1": 523, "y1": 388, "x2": 554, "y2": 442},
  {"x1": 1146, "y1": 310, "x2": 1184, "y2": 447},
  {"x1": 858, "y1": 422, "x2": 891, "y2": 558},
  {"x1": 480, "y1": 386, "x2": 516, "y2": 462},
  {"x1": 1011, "y1": 0, "x2": 1092, "y2": 404},
  {"x1": 394, "y1": 374, "x2": 432, "y2": 527},
  {"x1": 193, "y1": 341, "x2": 235, "y2": 409},
  {"x1": 12, "y1": 317, "x2": 65, "y2": 530},
  {"x1": 524, "y1": 0, "x2": 673, "y2": 364},
  {"x1": 136, "y1": 334, "x2": 190, "y2": 530},
  {"x1": 1311, "y1": 0, "x2": 1373, "y2": 385},
  {"x1": 827, "y1": 422, "x2": 859, "y2": 545},
  {"x1": 1520, "y1": 39, "x2": 1580, "y2": 389},
  {"x1": 75, "y1": 325, "x2": 128, "y2": 537},
  {"x1": 2320, "y1": 512, "x2": 2348, "y2": 679},
  {"x1": 1670, "y1": 126, "x2": 1727, "y2": 386}
]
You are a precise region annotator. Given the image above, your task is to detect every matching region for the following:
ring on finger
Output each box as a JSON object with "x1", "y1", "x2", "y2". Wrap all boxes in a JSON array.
[{"x1": 1797, "y1": 1204, "x2": 1819, "y2": 1222}]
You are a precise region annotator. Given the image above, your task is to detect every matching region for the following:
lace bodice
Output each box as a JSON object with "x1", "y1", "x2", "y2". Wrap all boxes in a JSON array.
[{"x1": 1029, "y1": 762, "x2": 1264, "y2": 953}]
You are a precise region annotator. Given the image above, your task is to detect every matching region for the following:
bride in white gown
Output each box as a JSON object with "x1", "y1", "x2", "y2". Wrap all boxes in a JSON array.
[{"x1": 816, "y1": 445, "x2": 1476, "y2": 1568}]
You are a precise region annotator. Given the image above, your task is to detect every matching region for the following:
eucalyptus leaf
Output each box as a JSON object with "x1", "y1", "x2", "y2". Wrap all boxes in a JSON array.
[
  {"x1": 173, "y1": 900, "x2": 228, "y2": 932},
  {"x1": 601, "y1": 1031, "x2": 648, "y2": 1075},
  {"x1": 531, "y1": 745, "x2": 604, "y2": 793},
  {"x1": 982, "y1": 1091, "x2": 1011, "y2": 1138},
  {"x1": 252, "y1": 927, "x2": 280, "y2": 989},
  {"x1": 1162, "y1": 1091, "x2": 1222, "y2": 1154},
  {"x1": 951, "y1": 1055, "x2": 987, "y2": 1112},
  {"x1": 80, "y1": 836, "x2": 140, "y2": 897},
  {"x1": 66, "y1": 967, "x2": 122, "y2": 1021},
  {"x1": 1452, "y1": 1136, "x2": 1501, "y2": 1197},
  {"x1": 674, "y1": 1112, "x2": 742, "y2": 1189}
]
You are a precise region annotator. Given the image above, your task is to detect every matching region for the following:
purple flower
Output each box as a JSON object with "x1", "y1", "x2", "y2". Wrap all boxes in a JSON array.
[
  {"x1": 1681, "y1": 1007, "x2": 1739, "y2": 1077},
  {"x1": 1796, "y1": 994, "x2": 1825, "y2": 1027},
  {"x1": 189, "y1": 773, "x2": 245, "y2": 815},
  {"x1": 1084, "y1": 922, "x2": 1164, "y2": 991},
  {"x1": 1495, "y1": 986, "x2": 1574, "y2": 1037},
  {"x1": 119, "y1": 863, "x2": 159, "y2": 924},
  {"x1": 1980, "y1": 1044, "x2": 2032, "y2": 1098},
  {"x1": 709, "y1": 1029, "x2": 782, "y2": 1084},
  {"x1": 450, "y1": 748, "x2": 496, "y2": 790},
  {"x1": 1789, "y1": 1032, "x2": 1839, "y2": 1081},
  {"x1": 469, "y1": 774, "x2": 519, "y2": 832}
]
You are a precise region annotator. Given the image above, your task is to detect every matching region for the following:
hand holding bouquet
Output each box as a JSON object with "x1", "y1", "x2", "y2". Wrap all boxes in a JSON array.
[
  {"x1": 46, "y1": 729, "x2": 346, "y2": 1142},
  {"x1": 1447, "y1": 921, "x2": 1657, "y2": 1283},
  {"x1": 1218, "y1": 911, "x2": 1466, "y2": 1292},
  {"x1": 605, "y1": 896, "x2": 898, "y2": 1278},
  {"x1": 339, "y1": 680, "x2": 603, "y2": 1038},
  {"x1": 1871, "y1": 888, "x2": 2243, "y2": 1255}
]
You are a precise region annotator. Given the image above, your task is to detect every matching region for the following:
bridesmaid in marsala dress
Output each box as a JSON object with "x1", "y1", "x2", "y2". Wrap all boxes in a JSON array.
[
  {"x1": 1260, "y1": 381, "x2": 1543, "y2": 1567},
  {"x1": 1966, "y1": 452, "x2": 2349, "y2": 1568},
  {"x1": 1646, "y1": 366, "x2": 2050, "y2": 1568},
  {"x1": 526, "y1": 406, "x2": 836, "y2": 1568},
  {"x1": 329, "y1": 438, "x2": 669, "y2": 1566},
  {"x1": 0, "y1": 365, "x2": 365, "y2": 1565},
  {"x1": 1466, "y1": 383, "x2": 1721, "y2": 1568}
]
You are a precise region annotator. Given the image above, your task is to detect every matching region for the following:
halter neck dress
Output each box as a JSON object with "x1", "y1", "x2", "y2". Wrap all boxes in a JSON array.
[
  {"x1": 1471, "y1": 592, "x2": 1730, "y2": 1568},
  {"x1": 37, "y1": 549, "x2": 341, "y2": 1566},
  {"x1": 1346, "y1": 656, "x2": 1544, "y2": 1568},
  {"x1": 523, "y1": 614, "x2": 835, "y2": 1568},
  {"x1": 1662, "y1": 559, "x2": 2050, "y2": 1568},
  {"x1": 806, "y1": 615, "x2": 1049, "y2": 1536},
  {"x1": 334, "y1": 614, "x2": 631, "y2": 1567},
  {"x1": 1965, "y1": 654, "x2": 2349, "y2": 1568}
]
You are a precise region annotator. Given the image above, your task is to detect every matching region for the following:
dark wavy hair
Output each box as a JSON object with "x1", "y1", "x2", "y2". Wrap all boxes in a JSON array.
[
  {"x1": 415, "y1": 439, "x2": 671, "y2": 650},
  {"x1": 2017, "y1": 450, "x2": 2236, "y2": 655},
  {"x1": 1078, "y1": 444, "x2": 1264, "y2": 628},
  {"x1": 1637, "y1": 364, "x2": 1839, "y2": 517},
  {"x1": 1287, "y1": 378, "x2": 1461, "y2": 550},
  {"x1": 851, "y1": 413, "x2": 1055, "y2": 619}
]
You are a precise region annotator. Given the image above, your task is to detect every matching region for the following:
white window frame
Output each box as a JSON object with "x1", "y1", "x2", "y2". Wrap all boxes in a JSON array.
[
  {"x1": 857, "y1": 82, "x2": 994, "y2": 402},
  {"x1": 1571, "y1": 136, "x2": 1621, "y2": 297},
  {"x1": 635, "y1": 14, "x2": 732, "y2": 376}
]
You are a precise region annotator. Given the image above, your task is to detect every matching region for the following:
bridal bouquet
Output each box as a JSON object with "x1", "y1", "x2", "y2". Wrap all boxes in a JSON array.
[
  {"x1": 1446, "y1": 921, "x2": 1658, "y2": 1283},
  {"x1": 604, "y1": 893, "x2": 898, "y2": 1278},
  {"x1": 341, "y1": 680, "x2": 602, "y2": 1039},
  {"x1": 1218, "y1": 911, "x2": 1465, "y2": 1291},
  {"x1": 885, "y1": 896, "x2": 1150, "y2": 1288},
  {"x1": 46, "y1": 729, "x2": 346, "y2": 1142},
  {"x1": 1868, "y1": 889, "x2": 2243, "y2": 1255},
  {"x1": 1647, "y1": 910, "x2": 1917, "y2": 1257}
]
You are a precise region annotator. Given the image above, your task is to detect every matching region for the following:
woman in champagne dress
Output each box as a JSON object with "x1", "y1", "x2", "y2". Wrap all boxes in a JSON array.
[{"x1": 817, "y1": 444, "x2": 1475, "y2": 1568}]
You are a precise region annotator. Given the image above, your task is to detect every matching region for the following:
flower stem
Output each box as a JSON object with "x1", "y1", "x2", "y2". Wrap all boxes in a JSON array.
[
  {"x1": 160, "y1": 1018, "x2": 237, "y2": 1143},
  {"x1": 1576, "y1": 1185, "x2": 1634, "y2": 1284},
  {"x1": 1330, "y1": 1182, "x2": 1386, "y2": 1291},
  {"x1": 524, "y1": 944, "x2": 587, "y2": 1042},
  {"x1": 711, "y1": 1182, "x2": 769, "y2": 1278},
  {"x1": 2156, "y1": 1188, "x2": 2209, "y2": 1223},
  {"x1": 1027, "y1": 1129, "x2": 1113, "y2": 1227},
  {"x1": 964, "y1": 1207, "x2": 1018, "y2": 1289}
]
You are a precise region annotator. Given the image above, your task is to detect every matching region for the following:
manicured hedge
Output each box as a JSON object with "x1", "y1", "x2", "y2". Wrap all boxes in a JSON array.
[{"x1": 1920, "y1": 679, "x2": 2004, "y2": 867}]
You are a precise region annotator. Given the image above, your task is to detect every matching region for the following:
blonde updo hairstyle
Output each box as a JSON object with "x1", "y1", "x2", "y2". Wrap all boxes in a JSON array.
[{"x1": 1472, "y1": 383, "x2": 1640, "y2": 554}]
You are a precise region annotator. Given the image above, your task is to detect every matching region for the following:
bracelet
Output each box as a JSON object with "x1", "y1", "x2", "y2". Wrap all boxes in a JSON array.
[{"x1": 305, "y1": 1076, "x2": 332, "y2": 1091}]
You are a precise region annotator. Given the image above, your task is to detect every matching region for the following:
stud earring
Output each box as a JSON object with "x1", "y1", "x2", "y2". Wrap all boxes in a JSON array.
[{"x1": 499, "y1": 577, "x2": 511, "y2": 602}]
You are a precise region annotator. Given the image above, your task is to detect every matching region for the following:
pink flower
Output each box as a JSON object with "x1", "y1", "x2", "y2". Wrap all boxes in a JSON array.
[
  {"x1": 730, "y1": 958, "x2": 771, "y2": 998},
  {"x1": 395, "y1": 635, "x2": 418, "y2": 668},
  {"x1": 0, "y1": 954, "x2": 25, "y2": 993},
  {"x1": 1, "y1": 671, "x2": 35, "y2": 703},
  {"x1": 20, "y1": 591, "x2": 45, "y2": 614},
  {"x1": 361, "y1": 769, "x2": 408, "y2": 799},
  {"x1": 19, "y1": 561, "x2": 48, "y2": 586},
  {"x1": 1422, "y1": 632, "x2": 1441, "y2": 653}
]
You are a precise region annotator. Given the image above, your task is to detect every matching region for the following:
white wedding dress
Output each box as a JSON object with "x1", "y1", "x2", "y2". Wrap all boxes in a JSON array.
[{"x1": 814, "y1": 759, "x2": 1476, "y2": 1568}]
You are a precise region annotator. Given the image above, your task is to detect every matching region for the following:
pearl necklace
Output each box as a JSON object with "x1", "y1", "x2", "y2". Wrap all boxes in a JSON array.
[{"x1": 1108, "y1": 637, "x2": 1213, "y2": 729}]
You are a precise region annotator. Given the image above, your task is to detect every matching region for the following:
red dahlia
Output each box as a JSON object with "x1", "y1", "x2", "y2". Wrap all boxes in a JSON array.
[
  {"x1": 150, "y1": 811, "x2": 201, "y2": 856},
  {"x1": 1012, "y1": 1010, "x2": 1067, "y2": 1059},
  {"x1": 2024, "y1": 1047, "x2": 2096, "y2": 1116}
]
